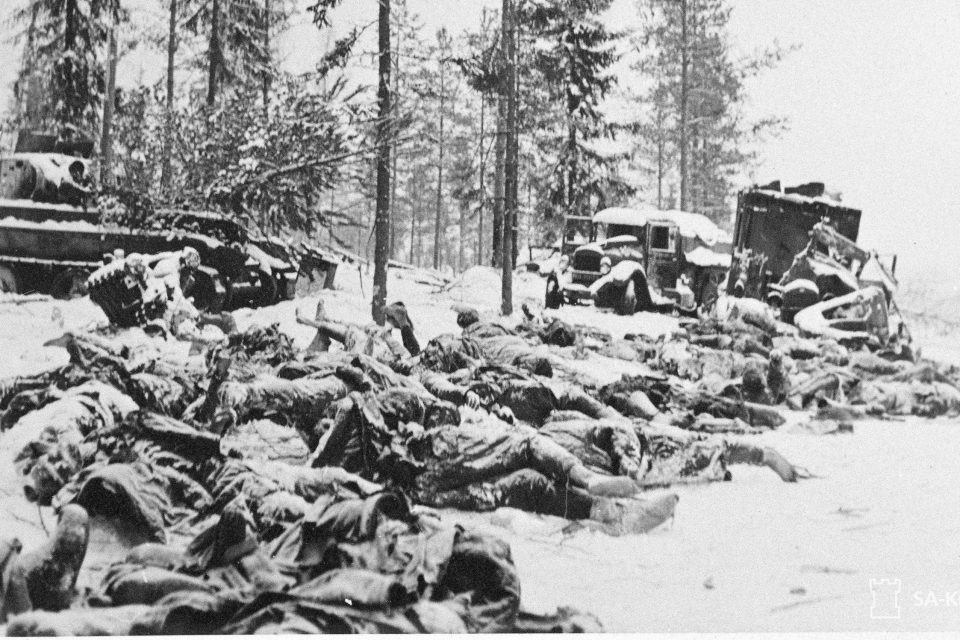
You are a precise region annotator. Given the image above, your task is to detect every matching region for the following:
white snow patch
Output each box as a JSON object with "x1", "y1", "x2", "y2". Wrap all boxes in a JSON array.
[
  {"x1": 0, "y1": 260, "x2": 959, "y2": 632},
  {"x1": 0, "y1": 215, "x2": 99, "y2": 232}
]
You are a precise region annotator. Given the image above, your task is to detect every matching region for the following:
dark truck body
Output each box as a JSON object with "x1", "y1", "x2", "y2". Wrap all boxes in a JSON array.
[{"x1": 729, "y1": 181, "x2": 862, "y2": 296}]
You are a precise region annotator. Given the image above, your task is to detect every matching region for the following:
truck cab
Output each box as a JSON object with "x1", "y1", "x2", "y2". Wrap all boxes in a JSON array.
[{"x1": 546, "y1": 206, "x2": 730, "y2": 315}]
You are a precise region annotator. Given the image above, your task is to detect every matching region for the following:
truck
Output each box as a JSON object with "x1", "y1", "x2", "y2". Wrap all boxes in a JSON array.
[
  {"x1": 0, "y1": 132, "x2": 320, "y2": 311},
  {"x1": 545, "y1": 205, "x2": 731, "y2": 315},
  {"x1": 729, "y1": 181, "x2": 910, "y2": 357},
  {"x1": 727, "y1": 181, "x2": 863, "y2": 301}
]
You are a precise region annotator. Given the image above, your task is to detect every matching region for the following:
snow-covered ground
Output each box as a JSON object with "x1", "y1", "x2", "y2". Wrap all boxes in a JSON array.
[{"x1": 1, "y1": 265, "x2": 959, "y2": 632}]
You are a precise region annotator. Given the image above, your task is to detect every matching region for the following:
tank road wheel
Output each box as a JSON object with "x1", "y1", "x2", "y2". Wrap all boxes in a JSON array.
[
  {"x1": 50, "y1": 269, "x2": 90, "y2": 300},
  {"x1": 276, "y1": 272, "x2": 296, "y2": 301},
  {"x1": 615, "y1": 278, "x2": 638, "y2": 316},
  {"x1": 545, "y1": 277, "x2": 563, "y2": 309},
  {"x1": 256, "y1": 270, "x2": 278, "y2": 307},
  {"x1": 0, "y1": 266, "x2": 20, "y2": 294},
  {"x1": 187, "y1": 270, "x2": 225, "y2": 313}
]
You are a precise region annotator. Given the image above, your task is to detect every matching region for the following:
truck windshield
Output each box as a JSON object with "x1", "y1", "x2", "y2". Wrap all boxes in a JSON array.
[{"x1": 596, "y1": 223, "x2": 642, "y2": 242}]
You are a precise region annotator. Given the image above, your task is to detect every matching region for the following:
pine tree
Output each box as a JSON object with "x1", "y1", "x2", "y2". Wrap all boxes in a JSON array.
[
  {"x1": 431, "y1": 28, "x2": 452, "y2": 270},
  {"x1": 634, "y1": 0, "x2": 790, "y2": 220},
  {"x1": 184, "y1": 0, "x2": 288, "y2": 107},
  {"x1": 523, "y1": 0, "x2": 623, "y2": 222},
  {"x1": 456, "y1": 8, "x2": 498, "y2": 267},
  {"x1": 11, "y1": 0, "x2": 124, "y2": 139},
  {"x1": 388, "y1": 0, "x2": 426, "y2": 262}
]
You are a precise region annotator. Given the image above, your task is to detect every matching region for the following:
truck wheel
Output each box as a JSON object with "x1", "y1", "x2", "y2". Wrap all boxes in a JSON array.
[
  {"x1": 545, "y1": 277, "x2": 563, "y2": 309},
  {"x1": 0, "y1": 266, "x2": 20, "y2": 294},
  {"x1": 615, "y1": 279, "x2": 638, "y2": 315},
  {"x1": 50, "y1": 269, "x2": 90, "y2": 300}
]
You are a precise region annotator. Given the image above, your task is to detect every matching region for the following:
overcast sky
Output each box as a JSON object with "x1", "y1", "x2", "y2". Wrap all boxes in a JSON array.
[{"x1": 2, "y1": 0, "x2": 958, "y2": 285}]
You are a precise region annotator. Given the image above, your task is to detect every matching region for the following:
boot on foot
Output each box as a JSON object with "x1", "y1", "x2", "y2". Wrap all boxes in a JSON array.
[
  {"x1": 17, "y1": 505, "x2": 89, "y2": 611},
  {"x1": 590, "y1": 493, "x2": 679, "y2": 535}
]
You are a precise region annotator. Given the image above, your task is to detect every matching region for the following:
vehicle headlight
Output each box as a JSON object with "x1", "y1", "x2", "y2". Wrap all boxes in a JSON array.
[
  {"x1": 558, "y1": 255, "x2": 570, "y2": 272},
  {"x1": 600, "y1": 256, "x2": 612, "y2": 275}
]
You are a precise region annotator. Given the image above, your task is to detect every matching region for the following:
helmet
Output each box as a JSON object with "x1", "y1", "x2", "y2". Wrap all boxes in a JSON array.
[{"x1": 181, "y1": 247, "x2": 201, "y2": 269}]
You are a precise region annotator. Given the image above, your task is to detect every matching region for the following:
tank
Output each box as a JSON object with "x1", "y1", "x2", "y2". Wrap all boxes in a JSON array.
[{"x1": 0, "y1": 132, "x2": 303, "y2": 311}]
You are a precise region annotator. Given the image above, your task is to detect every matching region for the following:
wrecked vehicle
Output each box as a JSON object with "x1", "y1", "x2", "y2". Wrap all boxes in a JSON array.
[
  {"x1": 793, "y1": 286, "x2": 890, "y2": 344},
  {"x1": 545, "y1": 205, "x2": 730, "y2": 315},
  {"x1": 727, "y1": 181, "x2": 911, "y2": 357},
  {"x1": 728, "y1": 181, "x2": 864, "y2": 301},
  {"x1": 0, "y1": 132, "x2": 304, "y2": 310}
]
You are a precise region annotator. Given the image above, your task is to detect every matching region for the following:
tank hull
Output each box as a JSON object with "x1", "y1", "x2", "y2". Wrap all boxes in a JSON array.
[{"x1": 0, "y1": 200, "x2": 298, "y2": 308}]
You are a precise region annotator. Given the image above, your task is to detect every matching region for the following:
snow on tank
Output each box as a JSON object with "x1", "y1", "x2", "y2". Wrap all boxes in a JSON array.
[{"x1": 0, "y1": 152, "x2": 92, "y2": 206}]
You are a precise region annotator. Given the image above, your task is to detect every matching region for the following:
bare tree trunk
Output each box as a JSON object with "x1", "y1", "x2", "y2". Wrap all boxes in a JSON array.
[
  {"x1": 501, "y1": 0, "x2": 517, "y2": 316},
  {"x1": 390, "y1": 18, "x2": 401, "y2": 260},
  {"x1": 207, "y1": 0, "x2": 221, "y2": 107},
  {"x1": 679, "y1": 0, "x2": 689, "y2": 211},
  {"x1": 100, "y1": 21, "x2": 118, "y2": 186},
  {"x1": 511, "y1": 28, "x2": 521, "y2": 269},
  {"x1": 262, "y1": 0, "x2": 271, "y2": 112},
  {"x1": 526, "y1": 179, "x2": 532, "y2": 261},
  {"x1": 161, "y1": 0, "x2": 177, "y2": 193},
  {"x1": 21, "y1": 3, "x2": 40, "y2": 124},
  {"x1": 491, "y1": 89, "x2": 505, "y2": 268},
  {"x1": 372, "y1": 0, "x2": 393, "y2": 318},
  {"x1": 356, "y1": 210, "x2": 363, "y2": 255},
  {"x1": 432, "y1": 53, "x2": 446, "y2": 271},
  {"x1": 415, "y1": 189, "x2": 423, "y2": 266},
  {"x1": 657, "y1": 134, "x2": 664, "y2": 209},
  {"x1": 20, "y1": 3, "x2": 60, "y2": 129},
  {"x1": 60, "y1": 0, "x2": 79, "y2": 127},
  {"x1": 565, "y1": 43, "x2": 577, "y2": 219},
  {"x1": 656, "y1": 91, "x2": 665, "y2": 209},
  {"x1": 409, "y1": 176, "x2": 416, "y2": 265},
  {"x1": 371, "y1": 0, "x2": 392, "y2": 322},
  {"x1": 477, "y1": 94, "x2": 486, "y2": 265}
]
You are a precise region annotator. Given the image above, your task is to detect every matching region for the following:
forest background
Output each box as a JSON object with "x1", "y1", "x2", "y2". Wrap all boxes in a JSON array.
[{"x1": 1, "y1": 0, "x2": 958, "y2": 317}]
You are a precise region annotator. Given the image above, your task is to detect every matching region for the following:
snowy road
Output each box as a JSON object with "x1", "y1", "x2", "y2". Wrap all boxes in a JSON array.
[{"x1": 1, "y1": 266, "x2": 958, "y2": 632}]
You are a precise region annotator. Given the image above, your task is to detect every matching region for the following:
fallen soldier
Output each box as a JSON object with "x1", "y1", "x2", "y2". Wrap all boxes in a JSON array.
[
  {"x1": 9, "y1": 381, "x2": 138, "y2": 505},
  {"x1": 542, "y1": 413, "x2": 804, "y2": 484},
  {"x1": 295, "y1": 301, "x2": 413, "y2": 362},
  {"x1": 21, "y1": 491, "x2": 595, "y2": 635},
  {"x1": 848, "y1": 378, "x2": 960, "y2": 417},
  {"x1": 311, "y1": 384, "x2": 678, "y2": 535},
  {"x1": 454, "y1": 307, "x2": 557, "y2": 376},
  {"x1": 86, "y1": 249, "x2": 237, "y2": 339}
]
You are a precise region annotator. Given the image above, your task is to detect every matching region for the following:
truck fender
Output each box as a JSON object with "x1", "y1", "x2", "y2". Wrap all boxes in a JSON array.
[{"x1": 589, "y1": 260, "x2": 645, "y2": 296}]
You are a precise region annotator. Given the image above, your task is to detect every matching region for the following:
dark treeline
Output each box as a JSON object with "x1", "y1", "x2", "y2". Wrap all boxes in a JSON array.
[{"x1": 3, "y1": 0, "x2": 790, "y2": 320}]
